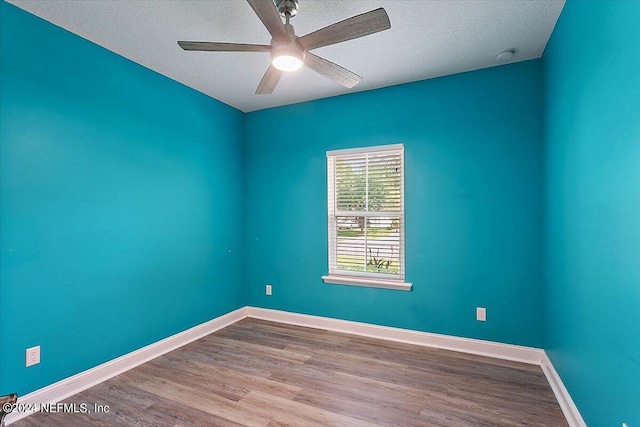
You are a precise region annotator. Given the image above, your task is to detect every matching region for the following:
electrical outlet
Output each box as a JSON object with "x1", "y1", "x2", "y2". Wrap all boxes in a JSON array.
[
  {"x1": 476, "y1": 307, "x2": 487, "y2": 322},
  {"x1": 266, "y1": 284, "x2": 272, "y2": 296},
  {"x1": 26, "y1": 345, "x2": 40, "y2": 367}
]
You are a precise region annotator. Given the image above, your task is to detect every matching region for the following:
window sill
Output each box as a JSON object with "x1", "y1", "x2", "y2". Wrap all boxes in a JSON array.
[{"x1": 322, "y1": 275, "x2": 412, "y2": 291}]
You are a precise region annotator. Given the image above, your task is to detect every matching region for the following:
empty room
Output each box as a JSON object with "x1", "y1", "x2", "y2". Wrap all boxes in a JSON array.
[{"x1": 0, "y1": 0, "x2": 638, "y2": 426}]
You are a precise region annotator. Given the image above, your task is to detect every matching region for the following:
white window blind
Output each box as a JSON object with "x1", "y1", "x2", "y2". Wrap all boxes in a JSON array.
[{"x1": 326, "y1": 144, "x2": 406, "y2": 285}]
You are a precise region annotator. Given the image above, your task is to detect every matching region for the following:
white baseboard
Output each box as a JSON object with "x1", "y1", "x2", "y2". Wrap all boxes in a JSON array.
[
  {"x1": 6, "y1": 305, "x2": 584, "y2": 427},
  {"x1": 541, "y1": 351, "x2": 587, "y2": 427},
  {"x1": 5, "y1": 307, "x2": 246, "y2": 425},
  {"x1": 245, "y1": 307, "x2": 543, "y2": 365}
]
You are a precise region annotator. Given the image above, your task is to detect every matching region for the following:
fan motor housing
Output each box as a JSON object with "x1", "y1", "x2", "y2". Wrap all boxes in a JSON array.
[
  {"x1": 270, "y1": 36, "x2": 305, "y2": 63},
  {"x1": 275, "y1": 0, "x2": 299, "y2": 18}
]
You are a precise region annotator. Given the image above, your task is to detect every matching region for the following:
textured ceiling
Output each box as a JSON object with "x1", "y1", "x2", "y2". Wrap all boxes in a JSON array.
[{"x1": 7, "y1": 0, "x2": 565, "y2": 112}]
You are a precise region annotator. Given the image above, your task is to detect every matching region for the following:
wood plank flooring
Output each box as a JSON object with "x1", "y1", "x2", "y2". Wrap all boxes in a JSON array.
[{"x1": 13, "y1": 318, "x2": 567, "y2": 426}]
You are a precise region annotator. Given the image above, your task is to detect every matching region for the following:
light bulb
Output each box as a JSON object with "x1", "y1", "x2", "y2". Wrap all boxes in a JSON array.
[{"x1": 272, "y1": 54, "x2": 303, "y2": 71}]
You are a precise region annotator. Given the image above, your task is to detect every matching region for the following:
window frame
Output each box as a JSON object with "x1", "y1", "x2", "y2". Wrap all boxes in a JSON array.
[{"x1": 322, "y1": 144, "x2": 412, "y2": 291}]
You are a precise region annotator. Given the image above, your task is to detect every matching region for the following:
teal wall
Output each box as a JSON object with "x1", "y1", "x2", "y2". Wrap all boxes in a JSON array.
[
  {"x1": 244, "y1": 60, "x2": 545, "y2": 348},
  {"x1": 6, "y1": 2, "x2": 637, "y2": 423},
  {"x1": 543, "y1": 1, "x2": 640, "y2": 426},
  {"x1": 0, "y1": 3, "x2": 245, "y2": 396}
]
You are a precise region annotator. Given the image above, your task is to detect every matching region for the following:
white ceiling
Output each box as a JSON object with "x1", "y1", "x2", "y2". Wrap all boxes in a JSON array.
[{"x1": 7, "y1": 0, "x2": 564, "y2": 113}]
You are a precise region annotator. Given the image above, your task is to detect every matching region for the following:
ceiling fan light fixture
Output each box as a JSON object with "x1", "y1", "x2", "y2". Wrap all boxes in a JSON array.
[
  {"x1": 272, "y1": 53, "x2": 303, "y2": 71},
  {"x1": 178, "y1": 1, "x2": 391, "y2": 93},
  {"x1": 271, "y1": 41, "x2": 304, "y2": 71}
]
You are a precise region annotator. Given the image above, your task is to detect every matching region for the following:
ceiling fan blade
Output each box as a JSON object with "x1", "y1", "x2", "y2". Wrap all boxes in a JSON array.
[
  {"x1": 247, "y1": 0, "x2": 289, "y2": 42},
  {"x1": 304, "y1": 52, "x2": 363, "y2": 88},
  {"x1": 178, "y1": 41, "x2": 271, "y2": 52},
  {"x1": 298, "y1": 8, "x2": 391, "y2": 51},
  {"x1": 256, "y1": 65, "x2": 283, "y2": 94}
]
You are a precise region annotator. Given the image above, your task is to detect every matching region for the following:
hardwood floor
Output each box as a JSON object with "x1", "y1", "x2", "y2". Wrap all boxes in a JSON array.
[{"x1": 13, "y1": 318, "x2": 567, "y2": 426}]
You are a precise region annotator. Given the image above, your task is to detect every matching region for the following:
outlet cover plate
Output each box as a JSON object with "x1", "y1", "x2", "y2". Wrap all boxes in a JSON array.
[
  {"x1": 26, "y1": 345, "x2": 40, "y2": 367},
  {"x1": 476, "y1": 307, "x2": 487, "y2": 322},
  {"x1": 266, "y1": 284, "x2": 272, "y2": 296}
]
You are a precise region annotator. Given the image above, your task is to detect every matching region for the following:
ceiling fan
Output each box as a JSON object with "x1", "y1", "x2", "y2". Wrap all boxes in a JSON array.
[{"x1": 177, "y1": 0, "x2": 391, "y2": 94}]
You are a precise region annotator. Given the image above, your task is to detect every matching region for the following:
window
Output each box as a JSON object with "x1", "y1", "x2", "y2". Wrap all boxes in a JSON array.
[{"x1": 322, "y1": 144, "x2": 411, "y2": 291}]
